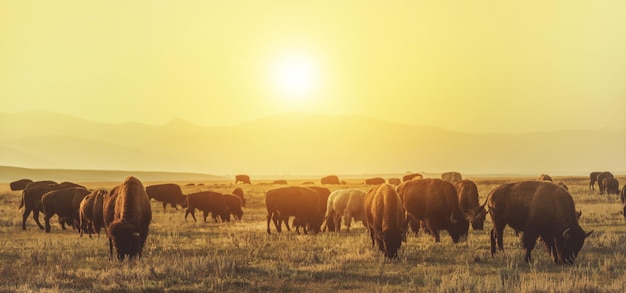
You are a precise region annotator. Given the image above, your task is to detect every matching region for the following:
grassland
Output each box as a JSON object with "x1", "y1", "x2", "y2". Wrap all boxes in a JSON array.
[{"x1": 1, "y1": 176, "x2": 625, "y2": 292}]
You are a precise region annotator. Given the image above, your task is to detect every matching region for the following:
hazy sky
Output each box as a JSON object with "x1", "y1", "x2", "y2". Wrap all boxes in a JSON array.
[{"x1": 2, "y1": 1, "x2": 625, "y2": 133}]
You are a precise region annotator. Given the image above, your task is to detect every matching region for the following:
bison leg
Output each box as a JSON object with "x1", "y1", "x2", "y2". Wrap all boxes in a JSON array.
[
  {"x1": 490, "y1": 228, "x2": 497, "y2": 256},
  {"x1": 171, "y1": 202, "x2": 178, "y2": 210},
  {"x1": 22, "y1": 208, "x2": 32, "y2": 230},
  {"x1": 44, "y1": 215, "x2": 52, "y2": 233},
  {"x1": 522, "y1": 231, "x2": 538, "y2": 263},
  {"x1": 108, "y1": 238, "x2": 114, "y2": 260},
  {"x1": 33, "y1": 210, "x2": 45, "y2": 230},
  {"x1": 344, "y1": 211, "x2": 353, "y2": 233},
  {"x1": 282, "y1": 215, "x2": 292, "y2": 232},
  {"x1": 333, "y1": 214, "x2": 342, "y2": 232},
  {"x1": 266, "y1": 213, "x2": 272, "y2": 234},
  {"x1": 271, "y1": 213, "x2": 281, "y2": 233},
  {"x1": 162, "y1": 202, "x2": 168, "y2": 212}
]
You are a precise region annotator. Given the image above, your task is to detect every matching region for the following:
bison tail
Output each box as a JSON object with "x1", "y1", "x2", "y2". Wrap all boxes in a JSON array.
[
  {"x1": 18, "y1": 195, "x2": 24, "y2": 209},
  {"x1": 465, "y1": 205, "x2": 487, "y2": 223}
]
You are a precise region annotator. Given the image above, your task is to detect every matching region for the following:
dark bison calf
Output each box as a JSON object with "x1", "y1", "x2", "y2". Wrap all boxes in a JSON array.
[
  {"x1": 223, "y1": 194, "x2": 244, "y2": 221},
  {"x1": 185, "y1": 191, "x2": 230, "y2": 222}
]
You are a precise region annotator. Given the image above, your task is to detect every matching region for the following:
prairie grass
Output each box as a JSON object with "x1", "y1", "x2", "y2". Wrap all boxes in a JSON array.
[{"x1": 0, "y1": 177, "x2": 625, "y2": 292}]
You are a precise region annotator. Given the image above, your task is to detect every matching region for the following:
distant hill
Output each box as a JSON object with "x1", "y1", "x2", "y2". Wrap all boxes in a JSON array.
[
  {"x1": 1, "y1": 111, "x2": 625, "y2": 176},
  {"x1": 0, "y1": 166, "x2": 227, "y2": 183}
]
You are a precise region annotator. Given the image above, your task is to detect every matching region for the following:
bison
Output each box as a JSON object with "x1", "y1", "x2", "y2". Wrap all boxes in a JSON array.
[
  {"x1": 388, "y1": 178, "x2": 402, "y2": 185},
  {"x1": 325, "y1": 189, "x2": 366, "y2": 232},
  {"x1": 184, "y1": 191, "x2": 230, "y2": 222},
  {"x1": 397, "y1": 179, "x2": 469, "y2": 243},
  {"x1": 223, "y1": 193, "x2": 244, "y2": 221},
  {"x1": 537, "y1": 174, "x2": 553, "y2": 181},
  {"x1": 305, "y1": 186, "x2": 332, "y2": 232},
  {"x1": 441, "y1": 172, "x2": 462, "y2": 183},
  {"x1": 79, "y1": 189, "x2": 107, "y2": 238},
  {"x1": 10, "y1": 179, "x2": 33, "y2": 191},
  {"x1": 602, "y1": 178, "x2": 619, "y2": 195},
  {"x1": 41, "y1": 187, "x2": 91, "y2": 233},
  {"x1": 589, "y1": 171, "x2": 601, "y2": 191},
  {"x1": 265, "y1": 186, "x2": 323, "y2": 234},
  {"x1": 596, "y1": 172, "x2": 614, "y2": 194},
  {"x1": 232, "y1": 187, "x2": 246, "y2": 207},
  {"x1": 321, "y1": 175, "x2": 341, "y2": 185},
  {"x1": 621, "y1": 185, "x2": 626, "y2": 204},
  {"x1": 20, "y1": 181, "x2": 83, "y2": 230},
  {"x1": 235, "y1": 174, "x2": 251, "y2": 184},
  {"x1": 468, "y1": 181, "x2": 592, "y2": 264},
  {"x1": 104, "y1": 176, "x2": 152, "y2": 261},
  {"x1": 364, "y1": 183, "x2": 406, "y2": 258},
  {"x1": 146, "y1": 183, "x2": 188, "y2": 212},
  {"x1": 272, "y1": 180, "x2": 288, "y2": 185},
  {"x1": 365, "y1": 177, "x2": 386, "y2": 185},
  {"x1": 402, "y1": 173, "x2": 423, "y2": 182},
  {"x1": 454, "y1": 180, "x2": 485, "y2": 230}
]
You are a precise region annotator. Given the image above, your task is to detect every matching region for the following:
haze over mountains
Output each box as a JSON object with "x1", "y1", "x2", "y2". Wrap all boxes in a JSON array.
[{"x1": 1, "y1": 111, "x2": 625, "y2": 178}]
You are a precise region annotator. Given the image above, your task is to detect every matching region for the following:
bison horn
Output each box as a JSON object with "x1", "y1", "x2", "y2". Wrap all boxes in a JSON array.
[
  {"x1": 562, "y1": 228, "x2": 571, "y2": 239},
  {"x1": 133, "y1": 232, "x2": 140, "y2": 237},
  {"x1": 449, "y1": 213, "x2": 457, "y2": 224},
  {"x1": 585, "y1": 230, "x2": 594, "y2": 238}
]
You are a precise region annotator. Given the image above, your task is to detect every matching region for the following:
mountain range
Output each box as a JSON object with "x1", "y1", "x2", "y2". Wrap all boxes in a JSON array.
[{"x1": 1, "y1": 111, "x2": 625, "y2": 178}]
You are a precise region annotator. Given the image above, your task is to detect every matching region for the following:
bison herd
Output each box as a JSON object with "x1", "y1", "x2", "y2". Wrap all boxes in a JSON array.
[{"x1": 12, "y1": 170, "x2": 623, "y2": 265}]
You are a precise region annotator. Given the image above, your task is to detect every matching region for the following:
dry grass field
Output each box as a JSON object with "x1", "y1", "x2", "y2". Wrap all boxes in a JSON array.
[{"x1": 1, "y1": 176, "x2": 626, "y2": 292}]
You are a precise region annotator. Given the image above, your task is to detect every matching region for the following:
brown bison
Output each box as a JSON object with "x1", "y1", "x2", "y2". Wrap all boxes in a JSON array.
[
  {"x1": 42, "y1": 187, "x2": 91, "y2": 233},
  {"x1": 20, "y1": 181, "x2": 83, "y2": 230},
  {"x1": 402, "y1": 173, "x2": 423, "y2": 182},
  {"x1": 596, "y1": 172, "x2": 614, "y2": 194},
  {"x1": 321, "y1": 175, "x2": 340, "y2": 185},
  {"x1": 602, "y1": 178, "x2": 619, "y2": 195},
  {"x1": 146, "y1": 183, "x2": 188, "y2": 212},
  {"x1": 365, "y1": 177, "x2": 386, "y2": 185},
  {"x1": 538, "y1": 174, "x2": 553, "y2": 181},
  {"x1": 79, "y1": 189, "x2": 107, "y2": 238},
  {"x1": 364, "y1": 183, "x2": 406, "y2": 258},
  {"x1": 621, "y1": 185, "x2": 626, "y2": 204},
  {"x1": 306, "y1": 186, "x2": 333, "y2": 232},
  {"x1": 223, "y1": 194, "x2": 244, "y2": 221},
  {"x1": 235, "y1": 174, "x2": 251, "y2": 184},
  {"x1": 398, "y1": 179, "x2": 469, "y2": 243},
  {"x1": 272, "y1": 180, "x2": 288, "y2": 185},
  {"x1": 589, "y1": 171, "x2": 601, "y2": 191},
  {"x1": 10, "y1": 179, "x2": 33, "y2": 191},
  {"x1": 104, "y1": 177, "x2": 152, "y2": 261},
  {"x1": 265, "y1": 186, "x2": 323, "y2": 234},
  {"x1": 184, "y1": 191, "x2": 230, "y2": 222},
  {"x1": 468, "y1": 181, "x2": 592, "y2": 264},
  {"x1": 441, "y1": 172, "x2": 463, "y2": 183},
  {"x1": 388, "y1": 178, "x2": 402, "y2": 185},
  {"x1": 232, "y1": 187, "x2": 246, "y2": 207},
  {"x1": 325, "y1": 189, "x2": 366, "y2": 232},
  {"x1": 454, "y1": 180, "x2": 485, "y2": 230}
]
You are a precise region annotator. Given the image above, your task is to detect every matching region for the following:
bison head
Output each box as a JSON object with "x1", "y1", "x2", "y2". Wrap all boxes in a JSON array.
[
  {"x1": 109, "y1": 222, "x2": 143, "y2": 261},
  {"x1": 449, "y1": 212, "x2": 470, "y2": 243},
  {"x1": 559, "y1": 226, "x2": 593, "y2": 264}
]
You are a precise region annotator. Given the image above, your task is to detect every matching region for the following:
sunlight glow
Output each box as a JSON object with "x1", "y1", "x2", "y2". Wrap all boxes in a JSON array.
[{"x1": 271, "y1": 54, "x2": 319, "y2": 104}]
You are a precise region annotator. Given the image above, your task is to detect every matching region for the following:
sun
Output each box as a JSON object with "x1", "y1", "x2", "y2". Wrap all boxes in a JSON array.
[{"x1": 271, "y1": 54, "x2": 319, "y2": 104}]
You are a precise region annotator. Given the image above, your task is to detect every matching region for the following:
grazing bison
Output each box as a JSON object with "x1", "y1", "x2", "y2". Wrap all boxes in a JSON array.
[
  {"x1": 272, "y1": 180, "x2": 288, "y2": 185},
  {"x1": 305, "y1": 186, "x2": 332, "y2": 231},
  {"x1": 621, "y1": 185, "x2": 626, "y2": 204},
  {"x1": 454, "y1": 180, "x2": 485, "y2": 230},
  {"x1": 235, "y1": 174, "x2": 251, "y2": 184},
  {"x1": 321, "y1": 175, "x2": 341, "y2": 185},
  {"x1": 538, "y1": 174, "x2": 553, "y2": 181},
  {"x1": 364, "y1": 183, "x2": 406, "y2": 258},
  {"x1": 42, "y1": 187, "x2": 91, "y2": 233},
  {"x1": 365, "y1": 177, "x2": 386, "y2": 185},
  {"x1": 388, "y1": 178, "x2": 401, "y2": 185},
  {"x1": 104, "y1": 176, "x2": 152, "y2": 261},
  {"x1": 184, "y1": 191, "x2": 230, "y2": 222},
  {"x1": 596, "y1": 172, "x2": 614, "y2": 194},
  {"x1": 402, "y1": 173, "x2": 423, "y2": 182},
  {"x1": 468, "y1": 181, "x2": 592, "y2": 264},
  {"x1": 589, "y1": 171, "x2": 601, "y2": 191},
  {"x1": 10, "y1": 179, "x2": 33, "y2": 191},
  {"x1": 232, "y1": 187, "x2": 246, "y2": 207},
  {"x1": 146, "y1": 183, "x2": 188, "y2": 212},
  {"x1": 397, "y1": 179, "x2": 469, "y2": 243},
  {"x1": 602, "y1": 178, "x2": 619, "y2": 195},
  {"x1": 20, "y1": 181, "x2": 83, "y2": 230},
  {"x1": 441, "y1": 172, "x2": 463, "y2": 183},
  {"x1": 223, "y1": 194, "x2": 244, "y2": 221},
  {"x1": 325, "y1": 189, "x2": 366, "y2": 232},
  {"x1": 79, "y1": 189, "x2": 107, "y2": 238},
  {"x1": 265, "y1": 186, "x2": 323, "y2": 234}
]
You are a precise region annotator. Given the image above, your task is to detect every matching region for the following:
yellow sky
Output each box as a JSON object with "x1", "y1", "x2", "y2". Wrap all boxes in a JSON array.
[{"x1": 2, "y1": 1, "x2": 625, "y2": 133}]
